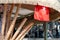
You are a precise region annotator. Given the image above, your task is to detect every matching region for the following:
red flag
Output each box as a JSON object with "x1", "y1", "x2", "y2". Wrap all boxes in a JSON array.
[{"x1": 34, "y1": 5, "x2": 50, "y2": 21}]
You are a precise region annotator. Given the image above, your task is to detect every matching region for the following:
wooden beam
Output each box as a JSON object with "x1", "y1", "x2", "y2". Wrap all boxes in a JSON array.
[
  {"x1": 21, "y1": 4, "x2": 35, "y2": 11},
  {"x1": 50, "y1": 13, "x2": 60, "y2": 21},
  {"x1": 5, "y1": 4, "x2": 21, "y2": 40},
  {"x1": 19, "y1": 23, "x2": 33, "y2": 40},
  {"x1": 11, "y1": 18, "x2": 27, "y2": 40},
  {"x1": 6, "y1": 4, "x2": 15, "y2": 35},
  {"x1": 21, "y1": 3, "x2": 60, "y2": 13},
  {"x1": 15, "y1": 22, "x2": 34, "y2": 40},
  {"x1": 1, "y1": 4, "x2": 7, "y2": 36}
]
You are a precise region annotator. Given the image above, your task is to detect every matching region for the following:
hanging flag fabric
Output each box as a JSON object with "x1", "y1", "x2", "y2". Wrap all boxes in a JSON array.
[{"x1": 34, "y1": 5, "x2": 50, "y2": 21}]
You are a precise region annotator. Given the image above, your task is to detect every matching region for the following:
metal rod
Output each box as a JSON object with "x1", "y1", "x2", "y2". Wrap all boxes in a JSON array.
[
  {"x1": 5, "y1": 4, "x2": 21, "y2": 40},
  {"x1": 15, "y1": 22, "x2": 34, "y2": 40},
  {"x1": 11, "y1": 18, "x2": 27, "y2": 40}
]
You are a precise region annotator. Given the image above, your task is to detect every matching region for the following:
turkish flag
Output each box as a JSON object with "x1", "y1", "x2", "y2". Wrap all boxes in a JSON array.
[{"x1": 34, "y1": 5, "x2": 50, "y2": 21}]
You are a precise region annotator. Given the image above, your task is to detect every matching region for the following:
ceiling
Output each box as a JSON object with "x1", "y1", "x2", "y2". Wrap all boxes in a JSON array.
[
  {"x1": 12, "y1": 6, "x2": 33, "y2": 16},
  {"x1": 11, "y1": 6, "x2": 33, "y2": 18}
]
